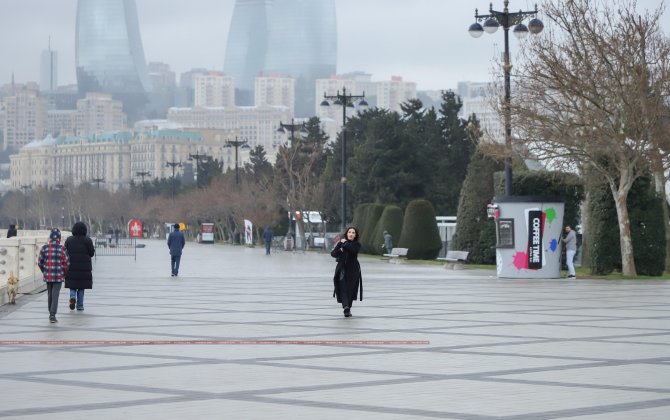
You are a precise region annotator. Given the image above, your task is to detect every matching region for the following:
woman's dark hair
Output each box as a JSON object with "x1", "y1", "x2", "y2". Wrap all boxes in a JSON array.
[
  {"x1": 71, "y1": 221, "x2": 88, "y2": 236},
  {"x1": 342, "y1": 226, "x2": 360, "y2": 242}
]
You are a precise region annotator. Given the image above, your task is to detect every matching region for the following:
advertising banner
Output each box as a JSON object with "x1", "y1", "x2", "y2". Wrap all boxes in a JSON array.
[{"x1": 527, "y1": 210, "x2": 543, "y2": 269}]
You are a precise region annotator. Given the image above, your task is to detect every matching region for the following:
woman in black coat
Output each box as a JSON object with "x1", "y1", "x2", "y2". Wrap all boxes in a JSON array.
[
  {"x1": 64, "y1": 221, "x2": 95, "y2": 311},
  {"x1": 330, "y1": 226, "x2": 363, "y2": 317}
]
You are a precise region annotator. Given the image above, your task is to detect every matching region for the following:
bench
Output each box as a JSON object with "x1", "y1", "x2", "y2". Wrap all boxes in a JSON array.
[
  {"x1": 438, "y1": 250, "x2": 469, "y2": 269},
  {"x1": 383, "y1": 247, "x2": 409, "y2": 264}
]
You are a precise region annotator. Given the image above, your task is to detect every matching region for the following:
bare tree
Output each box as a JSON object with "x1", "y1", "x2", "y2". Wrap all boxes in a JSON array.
[{"x1": 509, "y1": 0, "x2": 670, "y2": 276}]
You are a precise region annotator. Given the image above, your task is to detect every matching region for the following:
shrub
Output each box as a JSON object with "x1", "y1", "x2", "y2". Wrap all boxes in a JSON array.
[
  {"x1": 588, "y1": 177, "x2": 666, "y2": 276},
  {"x1": 452, "y1": 150, "x2": 501, "y2": 264},
  {"x1": 359, "y1": 203, "x2": 385, "y2": 254},
  {"x1": 398, "y1": 199, "x2": 442, "y2": 260},
  {"x1": 369, "y1": 205, "x2": 404, "y2": 255}
]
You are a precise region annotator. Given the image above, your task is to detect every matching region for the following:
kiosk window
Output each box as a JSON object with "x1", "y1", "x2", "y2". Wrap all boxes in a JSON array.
[{"x1": 496, "y1": 218, "x2": 514, "y2": 248}]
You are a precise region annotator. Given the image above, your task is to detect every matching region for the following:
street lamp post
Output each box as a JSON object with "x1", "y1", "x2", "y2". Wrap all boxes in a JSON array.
[
  {"x1": 469, "y1": 0, "x2": 543, "y2": 196},
  {"x1": 225, "y1": 137, "x2": 248, "y2": 185},
  {"x1": 165, "y1": 160, "x2": 182, "y2": 202},
  {"x1": 320, "y1": 87, "x2": 367, "y2": 232},
  {"x1": 188, "y1": 152, "x2": 210, "y2": 189},
  {"x1": 135, "y1": 171, "x2": 150, "y2": 200}
]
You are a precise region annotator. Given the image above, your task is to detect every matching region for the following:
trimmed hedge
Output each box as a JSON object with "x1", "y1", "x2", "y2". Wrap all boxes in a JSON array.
[
  {"x1": 588, "y1": 177, "x2": 666, "y2": 276},
  {"x1": 452, "y1": 150, "x2": 501, "y2": 264},
  {"x1": 398, "y1": 199, "x2": 442, "y2": 260},
  {"x1": 370, "y1": 205, "x2": 404, "y2": 255},
  {"x1": 494, "y1": 170, "x2": 584, "y2": 230},
  {"x1": 360, "y1": 203, "x2": 385, "y2": 254}
]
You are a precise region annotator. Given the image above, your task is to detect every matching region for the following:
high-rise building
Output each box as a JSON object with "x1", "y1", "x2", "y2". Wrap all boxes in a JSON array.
[
  {"x1": 75, "y1": 0, "x2": 152, "y2": 123},
  {"x1": 223, "y1": 0, "x2": 273, "y2": 106},
  {"x1": 265, "y1": 0, "x2": 337, "y2": 116},
  {"x1": 76, "y1": 93, "x2": 126, "y2": 135},
  {"x1": 40, "y1": 43, "x2": 58, "y2": 92},
  {"x1": 224, "y1": 0, "x2": 337, "y2": 116},
  {"x1": 193, "y1": 72, "x2": 235, "y2": 108},
  {"x1": 255, "y1": 75, "x2": 295, "y2": 115},
  {"x1": 457, "y1": 81, "x2": 503, "y2": 143},
  {"x1": 2, "y1": 89, "x2": 48, "y2": 151},
  {"x1": 376, "y1": 76, "x2": 417, "y2": 113}
]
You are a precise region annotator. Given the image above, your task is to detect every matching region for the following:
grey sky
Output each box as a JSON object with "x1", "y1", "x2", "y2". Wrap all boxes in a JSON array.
[{"x1": 1, "y1": 0, "x2": 668, "y2": 92}]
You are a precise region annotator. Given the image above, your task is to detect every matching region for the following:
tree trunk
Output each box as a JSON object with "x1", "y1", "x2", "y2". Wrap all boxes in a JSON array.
[
  {"x1": 612, "y1": 188, "x2": 637, "y2": 277},
  {"x1": 579, "y1": 194, "x2": 590, "y2": 269}
]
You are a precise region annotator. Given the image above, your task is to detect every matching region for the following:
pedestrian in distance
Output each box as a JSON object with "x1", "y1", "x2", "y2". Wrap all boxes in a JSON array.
[
  {"x1": 383, "y1": 230, "x2": 393, "y2": 254},
  {"x1": 263, "y1": 225, "x2": 273, "y2": 255},
  {"x1": 38, "y1": 228, "x2": 70, "y2": 323},
  {"x1": 167, "y1": 223, "x2": 185, "y2": 277},
  {"x1": 330, "y1": 226, "x2": 363, "y2": 318},
  {"x1": 64, "y1": 221, "x2": 95, "y2": 311},
  {"x1": 6, "y1": 224, "x2": 17, "y2": 238},
  {"x1": 563, "y1": 225, "x2": 577, "y2": 278}
]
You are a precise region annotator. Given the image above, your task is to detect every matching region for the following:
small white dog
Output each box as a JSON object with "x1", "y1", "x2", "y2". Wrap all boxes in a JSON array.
[{"x1": 6, "y1": 271, "x2": 19, "y2": 304}]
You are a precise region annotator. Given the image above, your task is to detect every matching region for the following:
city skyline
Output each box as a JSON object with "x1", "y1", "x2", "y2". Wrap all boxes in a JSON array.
[{"x1": 1, "y1": 0, "x2": 668, "y2": 93}]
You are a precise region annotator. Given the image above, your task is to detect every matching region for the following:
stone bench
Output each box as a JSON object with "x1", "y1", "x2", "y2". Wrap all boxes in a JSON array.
[
  {"x1": 438, "y1": 250, "x2": 469, "y2": 270},
  {"x1": 383, "y1": 247, "x2": 409, "y2": 264}
]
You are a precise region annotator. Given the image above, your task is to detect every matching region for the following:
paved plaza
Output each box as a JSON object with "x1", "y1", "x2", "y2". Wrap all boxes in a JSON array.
[{"x1": 1, "y1": 240, "x2": 669, "y2": 419}]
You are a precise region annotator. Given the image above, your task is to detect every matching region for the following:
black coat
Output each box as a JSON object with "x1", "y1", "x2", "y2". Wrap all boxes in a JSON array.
[
  {"x1": 331, "y1": 240, "x2": 363, "y2": 303},
  {"x1": 64, "y1": 233, "x2": 95, "y2": 289}
]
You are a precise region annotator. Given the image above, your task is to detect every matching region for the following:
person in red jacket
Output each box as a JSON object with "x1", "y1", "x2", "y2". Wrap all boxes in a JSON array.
[{"x1": 38, "y1": 228, "x2": 70, "y2": 323}]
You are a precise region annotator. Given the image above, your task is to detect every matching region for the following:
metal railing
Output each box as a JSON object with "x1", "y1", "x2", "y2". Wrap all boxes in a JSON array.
[{"x1": 93, "y1": 237, "x2": 137, "y2": 260}]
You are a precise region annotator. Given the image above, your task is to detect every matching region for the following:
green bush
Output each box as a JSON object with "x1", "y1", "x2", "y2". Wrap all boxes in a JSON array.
[
  {"x1": 369, "y1": 205, "x2": 404, "y2": 255},
  {"x1": 588, "y1": 177, "x2": 666, "y2": 276},
  {"x1": 398, "y1": 199, "x2": 442, "y2": 260},
  {"x1": 351, "y1": 203, "x2": 371, "y2": 235},
  {"x1": 360, "y1": 203, "x2": 385, "y2": 254},
  {"x1": 452, "y1": 150, "x2": 501, "y2": 264},
  {"x1": 494, "y1": 171, "x2": 584, "y2": 230}
]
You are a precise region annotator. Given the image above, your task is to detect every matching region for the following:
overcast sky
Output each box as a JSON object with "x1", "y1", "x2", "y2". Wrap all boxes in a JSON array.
[{"x1": 1, "y1": 0, "x2": 668, "y2": 92}]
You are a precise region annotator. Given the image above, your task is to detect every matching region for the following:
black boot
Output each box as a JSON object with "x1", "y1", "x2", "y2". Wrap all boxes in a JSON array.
[{"x1": 343, "y1": 307, "x2": 351, "y2": 317}]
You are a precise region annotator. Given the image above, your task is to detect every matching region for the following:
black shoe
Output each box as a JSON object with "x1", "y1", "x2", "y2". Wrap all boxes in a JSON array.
[
  {"x1": 343, "y1": 307, "x2": 352, "y2": 317},
  {"x1": 49, "y1": 316, "x2": 57, "y2": 323},
  {"x1": 69, "y1": 298, "x2": 76, "y2": 310},
  {"x1": 567, "y1": 275, "x2": 576, "y2": 278}
]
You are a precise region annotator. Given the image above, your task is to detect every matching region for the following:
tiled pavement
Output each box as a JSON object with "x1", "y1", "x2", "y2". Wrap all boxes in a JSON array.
[{"x1": 1, "y1": 240, "x2": 669, "y2": 419}]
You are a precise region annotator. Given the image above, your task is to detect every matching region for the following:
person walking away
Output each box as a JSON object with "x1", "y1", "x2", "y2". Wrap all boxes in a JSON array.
[
  {"x1": 38, "y1": 228, "x2": 70, "y2": 323},
  {"x1": 330, "y1": 226, "x2": 363, "y2": 317},
  {"x1": 64, "y1": 221, "x2": 95, "y2": 311},
  {"x1": 564, "y1": 225, "x2": 577, "y2": 278},
  {"x1": 263, "y1": 225, "x2": 274, "y2": 255},
  {"x1": 167, "y1": 223, "x2": 185, "y2": 276},
  {"x1": 383, "y1": 230, "x2": 393, "y2": 254},
  {"x1": 6, "y1": 224, "x2": 17, "y2": 238}
]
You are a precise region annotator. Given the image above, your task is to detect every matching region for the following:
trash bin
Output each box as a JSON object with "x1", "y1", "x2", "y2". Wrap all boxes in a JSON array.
[
  {"x1": 284, "y1": 237, "x2": 293, "y2": 251},
  {"x1": 491, "y1": 196, "x2": 565, "y2": 279}
]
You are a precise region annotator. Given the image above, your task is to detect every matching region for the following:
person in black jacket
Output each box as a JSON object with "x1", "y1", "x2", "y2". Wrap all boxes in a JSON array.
[
  {"x1": 330, "y1": 226, "x2": 363, "y2": 318},
  {"x1": 64, "y1": 221, "x2": 95, "y2": 311},
  {"x1": 6, "y1": 224, "x2": 17, "y2": 238}
]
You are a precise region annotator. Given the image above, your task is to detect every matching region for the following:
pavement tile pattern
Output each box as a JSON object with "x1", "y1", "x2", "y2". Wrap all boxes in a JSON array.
[{"x1": 1, "y1": 240, "x2": 669, "y2": 419}]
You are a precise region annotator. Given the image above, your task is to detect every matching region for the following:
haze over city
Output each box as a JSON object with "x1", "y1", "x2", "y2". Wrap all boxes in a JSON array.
[{"x1": 3, "y1": 0, "x2": 667, "y2": 92}]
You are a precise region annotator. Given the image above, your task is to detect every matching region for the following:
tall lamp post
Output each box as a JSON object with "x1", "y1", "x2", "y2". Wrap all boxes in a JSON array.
[
  {"x1": 135, "y1": 171, "x2": 150, "y2": 200},
  {"x1": 188, "y1": 152, "x2": 210, "y2": 189},
  {"x1": 320, "y1": 87, "x2": 367, "y2": 232},
  {"x1": 225, "y1": 137, "x2": 248, "y2": 185},
  {"x1": 165, "y1": 160, "x2": 182, "y2": 202},
  {"x1": 469, "y1": 1, "x2": 543, "y2": 196}
]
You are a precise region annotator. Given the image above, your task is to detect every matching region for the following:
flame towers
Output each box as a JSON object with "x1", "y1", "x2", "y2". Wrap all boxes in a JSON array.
[
  {"x1": 224, "y1": 0, "x2": 337, "y2": 116},
  {"x1": 76, "y1": 0, "x2": 152, "y2": 122}
]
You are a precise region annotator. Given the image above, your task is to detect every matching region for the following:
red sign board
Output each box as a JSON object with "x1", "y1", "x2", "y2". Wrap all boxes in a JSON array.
[{"x1": 128, "y1": 219, "x2": 143, "y2": 238}]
